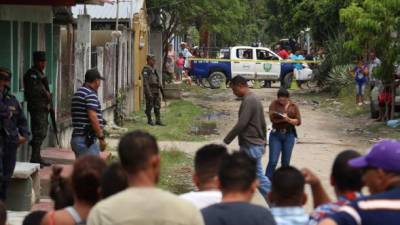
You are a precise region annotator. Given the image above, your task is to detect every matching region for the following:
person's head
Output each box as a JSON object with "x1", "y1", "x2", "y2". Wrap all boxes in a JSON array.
[
  {"x1": 84, "y1": 68, "x2": 104, "y2": 90},
  {"x1": 193, "y1": 144, "x2": 228, "y2": 191},
  {"x1": 356, "y1": 59, "x2": 364, "y2": 68},
  {"x1": 178, "y1": 53, "x2": 183, "y2": 58},
  {"x1": 118, "y1": 130, "x2": 160, "y2": 185},
  {"x1": 0, "y1": 68, "x2": 11, "y2": 91},
  {"x1": 349, "y1": 140, "x2": 400, "y2": 194},
  {"x1": 22, "y1": 210, "x2": 46, "y2": 225},
  {"x1": 331, "y1": 150, "x2": 363, "y2": 195},
  {"x1": 269, "y1": 166, "x2": 307, "y2": 207},
  {"x1": 147, "y1": 54, "x2": 156, "y2": 67},
  {"x1": 180, "y1": 42, "x2": 187, "y2": 49},
  {"x1": 277, "y1": 88, "x2": 290, "y2": 105},
  {"x1": 0, "y1": 201, "x2": 6, "y2": 225},
  {"x1": 230, "y1": 76, "x2": 249, "y2": 97},
  {"x1": 369, "y1": 51, "x2": 376, "y2": 60},
  {"x1": 218, "y1": 152, "x2": 258, "y2": 201},
  {"x1": 33, "y1": 51, "x2": 47, "y2": 71},
  {"x1": 71, "y1": 155, "x2": 107, "y2": 206},
  {"x1": 50, "y1": 166, "x2": 74, "y2": 210},
  {"x1": 168, "y1": 43, "x2": 173, "y2": 51},
  {"x1": 101, "y1": 162, "x2": 128, "y2": 198}
]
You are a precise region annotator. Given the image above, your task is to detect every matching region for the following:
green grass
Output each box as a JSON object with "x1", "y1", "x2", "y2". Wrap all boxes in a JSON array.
[
  {"x1": 125, "y1": 100, "x2": 206, "y2": 141},
  {"x1": 297, "y1": 85, "x2": 369, "y2": 117},
  {"x1": 336, "y1": 85, "x2": 369, "y2": 117},
  {"x1": 366, "y1": 123, "x2": 400, "y2": 139},
  {"x1": 158, "y1": 149, "x2": 194, "y2": 194}
]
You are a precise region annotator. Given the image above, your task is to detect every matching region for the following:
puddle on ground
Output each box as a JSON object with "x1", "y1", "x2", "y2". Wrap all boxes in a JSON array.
[{"x1": 190, "y1": 111, "x2": 229, "y2": 135}]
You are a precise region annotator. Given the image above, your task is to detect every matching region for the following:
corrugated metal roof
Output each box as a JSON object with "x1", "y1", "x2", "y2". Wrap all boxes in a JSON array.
[{"x1": 71, "y1": 0, "x2": 144, "y2": 19}]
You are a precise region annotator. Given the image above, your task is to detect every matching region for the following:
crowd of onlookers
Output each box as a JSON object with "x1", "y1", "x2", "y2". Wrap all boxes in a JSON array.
[{"x1": 0, "y1": 131, "x2": 398, "y2": 225}]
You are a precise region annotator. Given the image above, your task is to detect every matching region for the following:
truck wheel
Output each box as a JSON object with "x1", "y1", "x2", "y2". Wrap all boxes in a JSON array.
[
  {"x1": 283, "y1": 72, "x2": 293, "y2": 89},
  {"x1": 209, "y1": 72, "x2": 226, "y2": 89}
]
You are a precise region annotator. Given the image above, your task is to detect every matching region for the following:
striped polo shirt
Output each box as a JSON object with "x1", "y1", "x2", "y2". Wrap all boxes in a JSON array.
[
  {"x1": 330, "y1": 187, "x2": 400, "y2": 225},
  {"x1": 71, "y1": 86, "x2": 104, "y2": 136}
]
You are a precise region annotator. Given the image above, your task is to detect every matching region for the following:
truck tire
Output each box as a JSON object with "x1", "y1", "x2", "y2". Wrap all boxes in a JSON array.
[
  {"x1": 208, "y1": 72, "x2": 226, "y2": 89},
  {"x1": 282, "y1": 72, "x2": 293, "y2": 89},
  {"x1": 370, "y1": 101, "x2": 380, "y2": 119}
]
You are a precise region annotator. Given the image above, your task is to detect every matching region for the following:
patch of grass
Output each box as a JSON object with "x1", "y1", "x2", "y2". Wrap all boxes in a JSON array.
[
  {"x1": 366, "y1": 123, "x2": 400, "y2": 139},
  {"x1": 158, "y1": 149, "x2": 194, "y2": 194},
  {"x1": 296, "y1": 85, "x2": 369, "y2": 117},
  {"x1": 126, "y1": 100, "x2": 206, "y2": 141},
  {"x1": 336, "y1": 85, "x2": 369, "y2": 117}
]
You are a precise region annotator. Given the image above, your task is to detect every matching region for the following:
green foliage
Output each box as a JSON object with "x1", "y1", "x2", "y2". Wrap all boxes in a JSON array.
[
  {"x1": 115, "y1": 89, "x2": 127, "y2": 126},
  {"x1": 264, "y1": 0, "x2": 351, "y2": 44},
  {"x1": 313, "y1": 33, "x2": 353, "y2": 85},
  {"x1": 158, "y1": 149, "x2": 194, "y2": 194},
  {"x1": 340, "y1": 0, "x2": 400, "y2": 84},
  {"x1": 325, "y1": 64, "x2": 354, "y2": 95}
]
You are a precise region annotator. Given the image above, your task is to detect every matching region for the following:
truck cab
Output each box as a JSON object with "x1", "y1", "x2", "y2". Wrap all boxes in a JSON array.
[{"x1": 190, "y1": 46, "x2": 294, "y2": 89}]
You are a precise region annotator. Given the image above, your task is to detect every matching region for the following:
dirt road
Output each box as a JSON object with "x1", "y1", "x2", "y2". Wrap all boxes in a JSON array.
[{"x1": 158, "y1": 86, "x2": 371, "y2": 210}]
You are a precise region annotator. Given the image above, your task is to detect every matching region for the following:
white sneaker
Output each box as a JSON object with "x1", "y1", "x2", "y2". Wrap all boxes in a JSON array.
[{"x1": 358, "y1": 102, "x2": 363, "y2": 106}]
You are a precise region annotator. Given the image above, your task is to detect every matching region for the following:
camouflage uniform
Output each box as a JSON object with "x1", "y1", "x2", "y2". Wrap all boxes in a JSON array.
[
  {"x1": 142, "y1": 65, "x2": 162, "y2": 125},
  {"x1": 23, "y1": 67, "x2": 50, "y2": 163}
]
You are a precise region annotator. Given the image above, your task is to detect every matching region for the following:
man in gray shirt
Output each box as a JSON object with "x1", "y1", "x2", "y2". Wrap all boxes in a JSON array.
[{"x1": 223, "y1": 75, "x2": 271, "y2": 200}]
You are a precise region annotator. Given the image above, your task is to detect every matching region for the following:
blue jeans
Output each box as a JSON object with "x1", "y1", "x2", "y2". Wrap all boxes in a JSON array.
[
  {"x1": 71, "y1": 136, "x2": 100, "y2": 158},
  {"x1": 240, "y1": 144, "x2": 271, "y2": 198},
  {"x1": 265, "y1": 131, "x2": 296, "y2": 179}
]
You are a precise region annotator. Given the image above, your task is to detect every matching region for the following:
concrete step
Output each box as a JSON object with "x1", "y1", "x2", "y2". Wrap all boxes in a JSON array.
[
  {"x1": 42, "y1": 148, "x2": 113, "y2": 165},
  {"x1": 42, "y1": 148, "x2": 75, "y2": 165},
  {"x1": 39, "y1": 164, "x2": 73, "y2": 198},
  {"x1": 39, "y1": 148, "x2": 112, "y2": 197}
]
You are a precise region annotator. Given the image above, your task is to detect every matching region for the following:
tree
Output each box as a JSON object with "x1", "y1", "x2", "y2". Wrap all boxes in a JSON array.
[{"x1": 340, "y1": 0, "x2": 400, "y2": 119}]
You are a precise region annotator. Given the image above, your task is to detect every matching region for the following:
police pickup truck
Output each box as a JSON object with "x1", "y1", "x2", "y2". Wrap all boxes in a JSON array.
[{"x1": 189, "y1": 46, "x2": 312, "y2": 89}]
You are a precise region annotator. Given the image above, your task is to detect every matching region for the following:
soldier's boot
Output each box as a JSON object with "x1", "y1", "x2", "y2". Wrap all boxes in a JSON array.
[
  {"x1": 146, "y1": 114, "x2": 154, "y2": 126},
  {"x1": 31, "y1": 144, "x2": 51, "y2": 168},
  {"x1": 155, "y1": 112, "x2": 165, "y2": 126}
]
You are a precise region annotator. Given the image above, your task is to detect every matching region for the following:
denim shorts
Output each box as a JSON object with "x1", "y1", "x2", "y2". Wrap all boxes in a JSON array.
[{"x1": 70, "y1": 136, "x2": 100, "y2": 158}]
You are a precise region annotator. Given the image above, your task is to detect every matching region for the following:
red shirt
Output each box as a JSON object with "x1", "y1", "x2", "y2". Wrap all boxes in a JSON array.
[
  {"x1": 278, "y1": 49, "x2": 289, "y2": 59},
  {"x1": 176, "y1": 57, "x2": 185, "y2": 68}
]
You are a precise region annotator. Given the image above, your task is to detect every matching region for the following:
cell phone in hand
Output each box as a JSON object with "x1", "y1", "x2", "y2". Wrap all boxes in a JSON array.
[{"x1": 273, "y1": 111, "x2": 285, "y2": 117}]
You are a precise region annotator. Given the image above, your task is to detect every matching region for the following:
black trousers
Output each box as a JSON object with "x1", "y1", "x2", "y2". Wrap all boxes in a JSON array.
[{"x1": 0, "y1": 136, "x2": 18, "y2": 200}]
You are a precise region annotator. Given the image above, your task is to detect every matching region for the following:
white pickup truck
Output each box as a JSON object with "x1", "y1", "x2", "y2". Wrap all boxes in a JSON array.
[{"x1": 190, "y1": 46, "x2": 312, "y2": 88}]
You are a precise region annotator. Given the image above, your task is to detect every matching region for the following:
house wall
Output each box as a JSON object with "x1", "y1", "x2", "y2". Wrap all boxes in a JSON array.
[
  {"x1": 0, "y1": 20, "x2": 58, "y2": 161},
  {"x1": 132, "y1": 9, "x2": 149, "y2": 112}
]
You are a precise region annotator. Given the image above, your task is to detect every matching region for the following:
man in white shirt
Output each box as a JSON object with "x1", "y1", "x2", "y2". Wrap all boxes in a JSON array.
[
  {"x1": 368, "y1": 51, "x2": 382, "y2": 87},
  {"x1": 180, "y1": 144, "x2": 228, "y2": 209},
  {"x1": 180, "y1": 144, "x2": 269, "y2": 209},
  {"x1": 88, "y1": 131, "x2": 204, "y2": 225}
]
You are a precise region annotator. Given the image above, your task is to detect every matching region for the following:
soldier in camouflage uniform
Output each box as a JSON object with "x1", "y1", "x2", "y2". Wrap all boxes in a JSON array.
[
  {"x1": 23, "y1": 51, "x2": 51, "y2": 167},
  {"x1": 142, "y1": 55, "x2": 165, "y2": 126}
]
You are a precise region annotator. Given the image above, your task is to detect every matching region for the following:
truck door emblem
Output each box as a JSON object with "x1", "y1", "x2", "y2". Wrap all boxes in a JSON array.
[{"x1": 264, "y1": 63, "x2": 272, "y2": 72}]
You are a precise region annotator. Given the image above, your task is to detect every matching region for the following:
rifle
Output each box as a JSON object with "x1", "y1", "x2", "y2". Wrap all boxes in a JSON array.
[
  {"x1": 159, "y1": 84, "x2": 167, "y2": 108},
  {"x1": 35, "y1": 68, "x2": 60, "y2": 148},
  {"x1": 49, "y1": 105, "x2": 60, "y2": 148}
]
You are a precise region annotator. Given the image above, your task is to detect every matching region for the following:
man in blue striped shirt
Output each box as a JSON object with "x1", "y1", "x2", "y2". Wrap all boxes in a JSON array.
[{"x1": 71, "y1": 69, "x2": 106, "y2": 157}]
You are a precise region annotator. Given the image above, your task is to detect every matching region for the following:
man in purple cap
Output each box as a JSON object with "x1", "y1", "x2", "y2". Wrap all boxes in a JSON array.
[{"x1": 320, "y1": 140, "x2": 400, "y2": 225}]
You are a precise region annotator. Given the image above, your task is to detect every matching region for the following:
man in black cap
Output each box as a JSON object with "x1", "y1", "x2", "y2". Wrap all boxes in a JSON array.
[
  {"x1": 0, "y1": 68, "x2": 29, "y2": 200},
  {"x1": 142, "y1": 54, "x2": 165, "y2": 126},
  {"x1": 70, "y1": 68, "x2": 107, "y2": 157},
  {"x1": 23, "y1": 51, "x2": 51, "y2": 167}
]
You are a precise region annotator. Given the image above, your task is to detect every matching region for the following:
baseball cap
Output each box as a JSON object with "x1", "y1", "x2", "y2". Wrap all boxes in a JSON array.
[
  {"x1": 84, "y1": 68, "x2": 105, "y2": 83},
  {"x1": 33, "y1": 51, "x2": 46, "y2": 62},
  {"x1": 349, "y1": 140, "x2": 400, "y2": 173}
]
